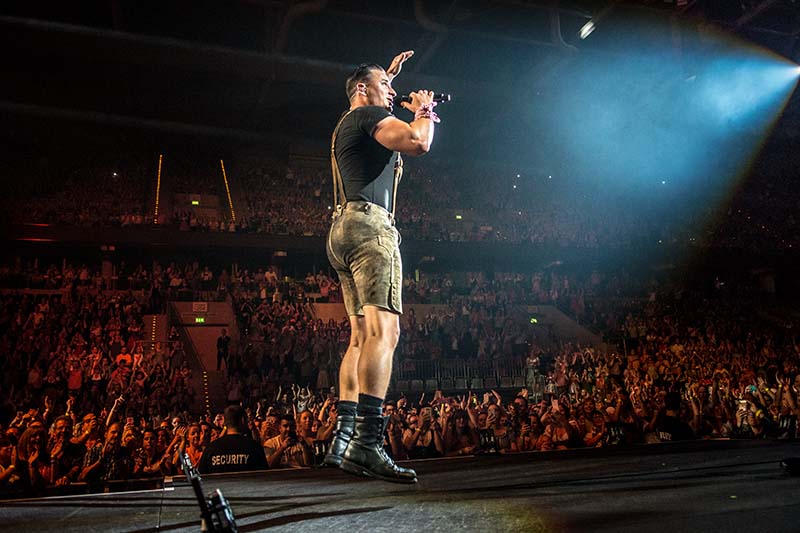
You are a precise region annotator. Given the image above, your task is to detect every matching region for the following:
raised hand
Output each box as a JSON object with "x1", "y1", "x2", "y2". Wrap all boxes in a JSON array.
[
  {"x1": 296, "y1": 386, "x2": 312, "y2": 412},
  {"x1": 455, "y1": 395, "x2": 464, "y2": 409},
  {"x1": 467, "y1": 392, "x2": 478, "y2": 410},
  {"x1": 386, "y1": 50, "x2": 414, "y2": 81}
]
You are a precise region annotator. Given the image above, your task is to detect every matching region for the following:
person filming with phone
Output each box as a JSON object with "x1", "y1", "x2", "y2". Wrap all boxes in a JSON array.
[
  {"x1": 402, "y1": 405, "x2": 444, "y2": 459},
  {"x1": 263, "y1": 415, "x2": 313, "y2": 469}
]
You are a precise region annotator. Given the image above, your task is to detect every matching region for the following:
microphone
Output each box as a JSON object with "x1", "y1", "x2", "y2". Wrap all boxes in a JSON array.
[{"x1": 398, "y1": 93, "x2": 451, "y2": 105}]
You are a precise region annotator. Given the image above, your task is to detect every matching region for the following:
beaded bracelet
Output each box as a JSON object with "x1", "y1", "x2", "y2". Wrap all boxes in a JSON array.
[{"x1": 415, "y1": 102, "x2": 441, "y2": 123}]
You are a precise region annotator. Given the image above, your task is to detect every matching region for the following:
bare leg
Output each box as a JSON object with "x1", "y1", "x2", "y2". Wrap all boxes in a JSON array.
[
  {"x1": 357, "y1": 305, "x2": 400, "y2": 398},
  {"x1": 340, "y1": 305, "x2": 416, "y2": 482},
  {"x1": 338, "y1": 315, "x2": 365, "y2": 403},
  {"x1": 324, "y1": 315, "x2": 365, "y2": 467}
]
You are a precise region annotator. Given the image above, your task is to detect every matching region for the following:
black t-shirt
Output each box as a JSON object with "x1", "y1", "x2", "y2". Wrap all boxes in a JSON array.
[
  {"x1": 55, "y1": 441, "x2": 86, "y2": 478},
  {"x1": 197, "y1": 433, "x2": 269, "y2": 474},
  {"x1": 654, "y1": 413, "x2": 695, "y2": 442},
  {"x1": 334, "y1": 106, "x2": 398, "y2": 212}
]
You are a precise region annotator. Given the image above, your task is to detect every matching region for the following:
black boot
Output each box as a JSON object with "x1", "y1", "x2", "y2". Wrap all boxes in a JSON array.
[
  {"x1": 340, "y1": 415, "x2": 418, "y2": 483},
  {"x1": 323, "y1": 414, "x2": 355, "y2": 467}
]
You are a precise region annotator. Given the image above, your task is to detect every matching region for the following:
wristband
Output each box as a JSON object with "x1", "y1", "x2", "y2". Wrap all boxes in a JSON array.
[{"x1": 415, "y1": 103, "x2": 440, "y2": 123}]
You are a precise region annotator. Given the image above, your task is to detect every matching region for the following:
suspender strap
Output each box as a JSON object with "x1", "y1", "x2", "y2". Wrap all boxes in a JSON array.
[
  {"x1": 331, "y1": 110, "x2": 353, "y2": 211},
  {"x1": 331, "y1": 109, "x2": 404, "y2": 218},
  {"x1": 391, "y1": 153, "x2": 403, "y2": 218}
]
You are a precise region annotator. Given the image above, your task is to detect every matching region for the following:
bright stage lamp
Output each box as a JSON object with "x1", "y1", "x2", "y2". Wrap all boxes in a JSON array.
[{"x1": 579, "y1": 21, "x2": 596, "y2": 40}]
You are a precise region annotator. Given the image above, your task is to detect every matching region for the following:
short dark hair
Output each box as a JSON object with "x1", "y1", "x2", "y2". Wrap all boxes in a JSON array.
[
  {"x1": 279, "y1": 415, "x2": 296, "y2": 426},
  {"x1": 224, "y1": 405, "x2": 247, "y2": 432},
  {"x1": 345, "y1": 63, "x2": 384, "y2": 100}
]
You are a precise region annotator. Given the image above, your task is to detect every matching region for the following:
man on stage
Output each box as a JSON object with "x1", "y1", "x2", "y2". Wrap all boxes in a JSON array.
[{"x1": 324, "y1": 50, "x2": 439, "y2": 483}]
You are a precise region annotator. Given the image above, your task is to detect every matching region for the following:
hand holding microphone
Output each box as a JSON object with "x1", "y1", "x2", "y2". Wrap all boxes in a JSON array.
[
  {"x1": 398, "y1": 90, "x2": 435, "y2": 113},
  {"x1": 398, "y1": 93, "x2": 451, "y2": 106},
  {"x1": 399, "y1": 90, "x2": 448, "y2": 123}
]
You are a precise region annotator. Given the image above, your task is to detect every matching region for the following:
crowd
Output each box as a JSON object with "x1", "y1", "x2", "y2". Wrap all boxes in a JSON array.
[
  {"x1": 3, "y1": 325, "x2": 797, "y2": 495},
  {"x1": 223, "y1": 265, "x2": 583, "y2": 406},
  {"x1": 5, "y1": 152, "x2": 800, "y2": 252},
  {"x1": 0, "y1": 285, "x2": 197, "y2": 494},
  {"x1": 1, "y1": 157, "x2": 152, "y2": 228},
  {"x1": 221, "y1": 263, "x2": 800, "y2": 458},
  {"x1": 0, "y1": 258, "x2": 232, "y2": 308},
  {"x1": 2, "y1": 246, "x2": 799, "y2": 498},
  {"x1": 234, "y1": 162, "x2": 330, "y2": 237}
]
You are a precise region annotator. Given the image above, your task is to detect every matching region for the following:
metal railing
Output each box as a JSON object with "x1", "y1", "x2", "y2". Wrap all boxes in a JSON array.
[
  {"x1": 392, "y1": 357, "x2": 527, "y2": 383},
  {"x1": 388, "y1": 357, "x2": 546, "y2": 394}
]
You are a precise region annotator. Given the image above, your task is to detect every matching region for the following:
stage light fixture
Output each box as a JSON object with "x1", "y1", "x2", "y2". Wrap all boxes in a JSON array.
[{"x1": 579, "y1": 21, "x2": 596, "y2": 40}]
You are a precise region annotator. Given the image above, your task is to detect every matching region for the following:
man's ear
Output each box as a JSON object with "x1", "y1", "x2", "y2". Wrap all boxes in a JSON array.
[{"x1": 357, "y1": 82, "x2": 367, "y2": 96}]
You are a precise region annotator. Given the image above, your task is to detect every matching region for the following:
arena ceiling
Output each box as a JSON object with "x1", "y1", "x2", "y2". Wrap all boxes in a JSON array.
[{"x1": 1, "y1": 0, "x2": 799, "y2": 157}]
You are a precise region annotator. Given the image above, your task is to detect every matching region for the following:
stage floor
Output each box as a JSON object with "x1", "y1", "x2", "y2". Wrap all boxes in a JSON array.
[{"x1": 1, "y1": 440, "x2": 798, "y2": 533}]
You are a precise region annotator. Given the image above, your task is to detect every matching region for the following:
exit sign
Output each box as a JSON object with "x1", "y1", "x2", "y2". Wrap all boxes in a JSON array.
[{"x1": 195, "y1": 317, "x2": 205, "y2": 324}]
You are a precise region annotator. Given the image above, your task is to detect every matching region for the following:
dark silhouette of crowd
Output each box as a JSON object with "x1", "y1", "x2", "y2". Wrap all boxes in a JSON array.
[
  {"x1": 1, "y1": 157, "x2": 152, "y2": 228},
  {"x1": 5, "y1": 153, "x2": 800, "y2": 252}
]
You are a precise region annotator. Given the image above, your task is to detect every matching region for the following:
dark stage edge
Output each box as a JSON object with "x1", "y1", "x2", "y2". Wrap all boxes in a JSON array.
[{"x1": 1, "y1": 440, "x2": 798, "y2": 533}]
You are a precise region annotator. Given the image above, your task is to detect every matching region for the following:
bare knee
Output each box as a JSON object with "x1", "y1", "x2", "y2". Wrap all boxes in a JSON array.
[
  {"x1": 348, "y1": 332, "x2": 366, "y2": 351},
  {"x1": 382, "y1": 321, "x2": 400, "y2": 349},
  {"x1": 366, "y1": 315, "x2": 400, "y2": 350},
  {"x1": 348, "y1": 316, "x2": 366, "y2": 350}
]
